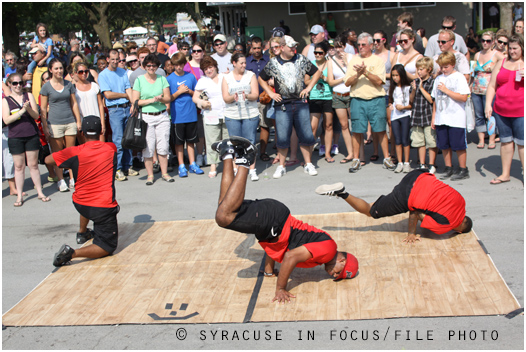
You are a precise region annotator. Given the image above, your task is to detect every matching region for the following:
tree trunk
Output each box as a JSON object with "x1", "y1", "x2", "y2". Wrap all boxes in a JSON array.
[
  {"x1": 304, "y1": 3, "x2": 322, "y2": 30},
  {"x1": 81, "y1": 3, "x2": 111, "y2": 50},
  {"x1": 2, "y1": 7, "x2": 20, "y2": 56},
  {"x1": 499, "y1": 3, "x2": 514, "y2": 33}
]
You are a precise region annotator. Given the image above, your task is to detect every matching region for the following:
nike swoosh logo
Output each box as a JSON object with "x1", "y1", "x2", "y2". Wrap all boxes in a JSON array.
[{"x1": 177, "y1": 81, "x2": 186, "y2": 86}]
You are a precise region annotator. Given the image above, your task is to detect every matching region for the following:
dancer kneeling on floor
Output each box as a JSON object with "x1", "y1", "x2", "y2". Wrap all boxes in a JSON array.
[
  {"x1": 213, "y1": 136, "x2": 358, "y2": 303},
  {"x1": 316, "y1": 169, "x2": 472, "y2": 244},
  {"x1": 46, "y1": 115, "x2": 120, "y2": 267}
]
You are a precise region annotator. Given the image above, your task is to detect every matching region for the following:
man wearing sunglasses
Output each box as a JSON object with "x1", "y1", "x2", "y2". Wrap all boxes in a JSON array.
[
  {"x1": 432, "y1": 30, "x2": 470, "y2": 82},
  {"x1": 301, "y1": 24, "x2": 326, "y2": 61},
  {"x1": 28, "y1": 45, "x2": 48, "y2": 99},
  {"x1": 425, "y1": 16, "x2": 469, "y2": 61},
  {"x1": 211, "y1": 34, "x2": 233, "y2": 74}
]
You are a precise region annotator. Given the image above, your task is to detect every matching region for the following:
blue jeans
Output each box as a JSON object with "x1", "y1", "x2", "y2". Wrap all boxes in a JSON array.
[
  {"x1": 225, "y1": 116, "x2": 260, "y2": 145},
  {"x1": 108, "y1": 106, "x2": 133, "y2": 171},
  {"x1": 494, "y1": 112, "x2": 524, "y2": 145},
  {"x1": 274, "y1": 102, "x2": 315, "y2": 149},
  {"x1": 472, "y1": 93, "x2": 498, "y2": 133}
]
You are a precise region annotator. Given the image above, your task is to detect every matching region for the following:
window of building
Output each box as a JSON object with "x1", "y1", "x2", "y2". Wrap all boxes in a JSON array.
[{"x1": 289, "y1": 2, "x2": 435, "y2": 14}]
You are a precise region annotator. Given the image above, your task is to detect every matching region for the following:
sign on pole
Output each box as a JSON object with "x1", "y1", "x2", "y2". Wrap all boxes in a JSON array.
[{"x1": 177, "y1": 13, "x2": 199, "y2": 33}]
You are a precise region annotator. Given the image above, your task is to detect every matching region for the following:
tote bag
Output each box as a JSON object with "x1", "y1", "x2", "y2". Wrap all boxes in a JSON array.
[{"x1": 122, "y1": 100, "x2": 148, "y2": 151}]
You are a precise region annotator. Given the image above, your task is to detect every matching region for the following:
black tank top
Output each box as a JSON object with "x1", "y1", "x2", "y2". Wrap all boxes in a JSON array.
[{"x1": 5, "y1": 93, "x2": 38, "y2": 138}]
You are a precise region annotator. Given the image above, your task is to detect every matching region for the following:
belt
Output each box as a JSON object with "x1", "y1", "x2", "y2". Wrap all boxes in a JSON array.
[
  {"x1": 144, "y1": 110, "x2": 167, "y2": 116},
  {"x1": 107, "y1": 102, "x2": 130, "y2": 109},
  {"x1": 334, "y1": 92, "x2": 350, "y2": 97}
]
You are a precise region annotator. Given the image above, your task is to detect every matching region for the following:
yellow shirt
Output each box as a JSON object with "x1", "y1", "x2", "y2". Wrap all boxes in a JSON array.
[
  {"x1": 32, "y1": 66, "x2": 48, "y2": 100},
  {"x1": 344, "y1": 54, "x2": 386, "y2": 100}
]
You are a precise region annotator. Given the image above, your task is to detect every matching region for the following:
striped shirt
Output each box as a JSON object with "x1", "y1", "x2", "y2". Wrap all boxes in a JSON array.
[{"x1": 410, "y1": 77, "x2": 434, "y2": 127}]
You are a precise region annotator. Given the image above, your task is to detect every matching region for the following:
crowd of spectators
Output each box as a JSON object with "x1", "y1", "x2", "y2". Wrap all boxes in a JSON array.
[{"x1": 2, "y1": 12, "x2": 524, "y2": 205}]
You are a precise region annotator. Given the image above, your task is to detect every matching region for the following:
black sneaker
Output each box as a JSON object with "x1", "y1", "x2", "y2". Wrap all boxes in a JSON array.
[
  {"x1": 76, "y1": 229, "x2": 95, "y2": 244},
  {"x1": 315, "y1": 182, "x2": 346, "y2": 197},
  {"x1": 230, "y1": 136, "x2": 256, "y2": 158},
  {"x1": 440, "y1": 166, "x2": 454, "y2": 180},
  {"x1": 451, "y1": 167, "x2": 470, "y2": 181},
  {"x1": 53, "y1": 244, "x2": 75, "y2": 267},
  {"x1": 235, "y1": 152, "x2": 256, "y2": 168},
  {"x1": 212, "y1": 139, "x2": 235, "y2": 160}
]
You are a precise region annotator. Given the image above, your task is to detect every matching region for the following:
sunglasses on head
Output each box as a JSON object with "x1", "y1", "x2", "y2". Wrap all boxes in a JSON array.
[
  {"x1": 77, "y1": 70, "x2": 89, "y2": 75},
  {"x1": 497, "y1": 40, "x2": 508, "y2": 45},
  {"x1": 397, "y1": 39, "x2": 409, "y2": 45},
  {"x1": 10, "y1": 81, "x2": 23, "y2": 86},
  {"x1": 437, "y1": 40, "x2": 450, "y2": 45},
  {"x1": 481, "y1": 39, "x2": 492, "y2": 44},
  {"x1": 314, "y1": 51, "x2": 325, "y2": 55},
  {"x1": 442, "y1": 25, "x2": 454, "y2": 30}
]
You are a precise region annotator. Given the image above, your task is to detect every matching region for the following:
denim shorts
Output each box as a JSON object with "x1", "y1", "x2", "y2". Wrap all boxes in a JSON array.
[
  {"x1": 274, "y1": 102, "x2": 315, "y2": 148},
  {"x1": 494, "y1": 112, "x2": 524, "y2": 145}
]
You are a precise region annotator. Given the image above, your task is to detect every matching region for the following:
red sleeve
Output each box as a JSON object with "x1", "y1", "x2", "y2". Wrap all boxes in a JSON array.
[
  {"x1": 53, "y1": 146, "x2": 81, "y2": 169},
  {"x1": 297, "y1": 240, "x2": 337, "y2": 268}
]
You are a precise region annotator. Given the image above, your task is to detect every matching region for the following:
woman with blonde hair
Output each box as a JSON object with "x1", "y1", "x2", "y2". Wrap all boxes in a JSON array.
[{"x1": 390, "y1": 29, "x2": 423, "y2": 81}]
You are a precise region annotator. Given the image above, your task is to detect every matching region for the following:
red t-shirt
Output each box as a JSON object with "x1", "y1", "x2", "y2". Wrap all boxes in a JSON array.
[
  {"x1": 259, "y1": 215, "x2": 337, "y2": 268},
  {"x1": 52, "y1": 141, "x2": 118, "y2": 208},
  {"x1": 408, "y1": 173, "x2": 466, "y2": 234}
]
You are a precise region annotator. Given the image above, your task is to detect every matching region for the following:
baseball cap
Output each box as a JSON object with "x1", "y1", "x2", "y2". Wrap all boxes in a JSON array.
[
  {"x1": 282, "y1": 35, "x2": 299, "y2": 48},
  {"x1": 126, "y1": 55, "x2": 137, "y2": 63},
  {"x1": 270, "y1": 27, "x2": 285, "y2": 38},
  {"x1": 213, "y1": 34, "x2": 227, "y2": 43},
  {"x1": 310, "y1": 24, "x2": 324, "y2": 35},
  {"x1": 113, "y1": 42, "x2": 125, "y2": 50},
  {"x1": 29, "y1": 44, "x2": 45, "y2": 54},
  {"x1": 82, "y1": 115, "x2": 102, "y2": 136},
  {"x1": 334, "y1": 253, "x2": 359, "y2": 281}
]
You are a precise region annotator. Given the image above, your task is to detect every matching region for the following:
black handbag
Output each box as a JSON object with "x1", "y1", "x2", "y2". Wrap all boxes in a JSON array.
[{"x1": 122, "y1": 101, "x2": 148, "y2": 151}]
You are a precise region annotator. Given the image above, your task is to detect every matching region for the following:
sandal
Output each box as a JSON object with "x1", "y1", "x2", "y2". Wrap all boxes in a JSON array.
[
  {"x1": 162, "y1": 173, "x2": 174, "y2": 182},
  {"x1": 477, "y1": 143, "x2": 485, "y2": 149},
  {"x1": 325, "y1": 157, "x2": 335, "y2": 163},
  {"x1": 488, "y1": 144, "x2": 496, "y2": 149},
  {"x1": 208, "y1": 170, "x2": 217, "y2": 178},
  {"x1": 146, "y1": 176, "x2": 154, "y2": 186},
  {"x1": 370, "y1": 155, "x2": 379, "y2": 161},
  {"x1": 38, "y1": 196, "x2": 51, "y2": 202},
  {"x1": 340, "y1": 158, "x2": 352, "y2": 164},
  {"x1": 360, "y1": 160, "x2": 366, "y2": 166},
  {"x1": 490, "y1": 178, "x2": 510, "y2": 185},
  {"x1": 14, "y1": 200, "x2": 23, "y2": 207},
  {"x1": 260, "y1": 153, "x2": 270, "y2": 162}
]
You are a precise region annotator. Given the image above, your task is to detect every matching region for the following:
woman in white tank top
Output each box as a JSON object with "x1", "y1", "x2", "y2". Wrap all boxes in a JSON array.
[{"x1": 390, "y1": 29, "x2": 423, "y2": 81}]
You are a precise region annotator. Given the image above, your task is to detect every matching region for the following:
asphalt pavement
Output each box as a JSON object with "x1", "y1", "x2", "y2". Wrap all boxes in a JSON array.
[{"x1": 2, "y1": 132, "x2": 524, "y2": 349}]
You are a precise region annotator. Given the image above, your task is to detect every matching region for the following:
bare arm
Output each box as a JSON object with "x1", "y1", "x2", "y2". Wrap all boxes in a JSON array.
[
  {"x1": 103, "y1": 91, "x2": 129, "y2": 100},
  {"x1": 258, "y1": 76, "x2": 282, "y2": 102},
  {"x1": 70, "y1": 94, "x2": 82, "y2": 130},
  {"x1": 272, "y1": 245, "x2": 313, "y2": 303},
  {"x1": 246, "y1": 74, "x2": 259, "y2": 101},
  {"x1": 221, "y1": 78, "x2": 236, "y2": 104},
  {"x1": 402, "y1": 211, "x2": 425, "y2": 244},
  {"x1": 97, "y1": 93, "x2": 105, "y2": 135},
  {"x1": 192, "y1": 90, "x2": 212, "y2": 110},
  {"x1": 485, "y1": 59, "x2": 503, "y2": 119}
]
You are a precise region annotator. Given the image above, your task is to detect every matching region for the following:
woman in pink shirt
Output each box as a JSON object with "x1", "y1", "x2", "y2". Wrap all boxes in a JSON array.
[{"x1": 485, "y1": 34, "x2": 524, "y2": 184}]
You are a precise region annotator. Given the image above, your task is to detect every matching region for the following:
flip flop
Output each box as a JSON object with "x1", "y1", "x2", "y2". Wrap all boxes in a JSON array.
[
  {"x1": 488, "y1": 144, "x2": 496, "y2": 149},
  {"x1": 260, "y1": 153, "x2": 270, "y2": 162},
  {"x1": 477, "y1": 143, "x2": 485, "y2": 149},
  {"x1": 360, "y1": 161, "x2": 366, "y2": 166},
  {"x1": 490, "y1": 178, "x2": 510, "y2": 185},
  {"x1": 325, "y1": 157, "x2": 335, "y2": 163},
  {"x1": 38, "y1": 196, "x2": 51, "y2": 202},
  {"x1": 370, "y1": 155, "x2": 379, "y2": 161},
  {"x1": 208, "y1": 171, "x2": 217, "y2": 178},
  {"x1": 14, "y1": 200, "x2": 23, "y2": 207},
  {"x1": 340, "y1": 158, "x2": 352, "y2": 164},
  {"x1": 285, "y1": 159, "x2": 300, "y2": 166},
  {"x1": 364, "y1": 139, "x2": 372, "y2": 145}
]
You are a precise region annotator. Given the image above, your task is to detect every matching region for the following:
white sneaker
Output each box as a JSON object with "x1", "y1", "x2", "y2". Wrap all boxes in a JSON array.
[
  {"x1": 304, "y1": 163, "x2": 318, "y2": 176},
  {"x1": 196, "y1": 154, "x2": 204, "y2": 167},
  {"x1": 394, "y1": 163, "x2": 403, "y2": 173},
  {"x1": 428, "y1": 165, "x2": 436, "y2": 174},
  {"x1": 331, "y1": 144, "x2": 339, "y2": 155},
  {"x1": 249, "y1": 169, "x2": 259, "y2": 181},
  {"x1": 273, "y1": 165, "x2": 286, "y2": 179},
  {"x1": 69, "y1": 178, "x2": 75, "y2": 189},
  {"x1": 57, "y1": 179, "x2": 69, "y2": 192},
  {"x1": 403, "y1": 163, "x2": 411, "y2": 173}
]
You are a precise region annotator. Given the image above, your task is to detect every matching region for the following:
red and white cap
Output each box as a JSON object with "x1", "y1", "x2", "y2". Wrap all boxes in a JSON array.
[{"x1": 334, "y1": 253, "x2": 359, "y2": 281}]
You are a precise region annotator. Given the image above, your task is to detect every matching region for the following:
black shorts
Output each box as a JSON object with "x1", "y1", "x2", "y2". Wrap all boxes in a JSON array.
[
  {"x1": 225, "y1": 198, "x2": 291, "y2": 241},
  {"x1": 369, "y1": 169, "x2": 427, "y2": 219},
  {"x1": 172, "y1": 122, "x2": 199, "y2": 145},
  {"x1": 309, "y1": 99, "x2": 333, "y2": 114},
  {"x1": 73, "y1": 202, "x2": 120, "y2": 254},
  {"x1": 8, "y1": 134, "x2": 40, "y2": 155}
]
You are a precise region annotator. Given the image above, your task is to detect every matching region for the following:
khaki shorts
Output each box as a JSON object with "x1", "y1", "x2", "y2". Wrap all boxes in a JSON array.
[
  {"x1": 257, "y1": 102, "x2": 271, "y2": 128},
  {"x1": 49, "y1": 121, "x2": 78, "y2": 138},
  {"x1": 411, "y1": 125, "x2": 437, "y2": 148}
]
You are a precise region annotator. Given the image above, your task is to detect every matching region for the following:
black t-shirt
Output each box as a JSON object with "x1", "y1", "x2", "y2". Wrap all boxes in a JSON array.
[{"x1": 259, "y1": 54, "x2": 318, "y2": 105}]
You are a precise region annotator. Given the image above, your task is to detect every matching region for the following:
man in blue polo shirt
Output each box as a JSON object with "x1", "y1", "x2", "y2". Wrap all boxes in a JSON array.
[
  {"x1": 98, "y1": 49, "x2": 138, "y2": 181},
  {"x1": 246, "y1": 36, "x2": 272, "y2": 162}
]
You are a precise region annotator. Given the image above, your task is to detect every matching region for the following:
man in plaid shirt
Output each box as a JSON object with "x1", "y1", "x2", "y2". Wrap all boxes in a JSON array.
[{"x1": 409, "y1": 57, "x2": 437, "y2": 174}]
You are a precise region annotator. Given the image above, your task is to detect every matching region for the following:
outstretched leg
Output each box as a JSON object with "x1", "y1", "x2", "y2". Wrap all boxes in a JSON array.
[{"x1": 315, "y1": 183, "x2": 373, "y2": 217}]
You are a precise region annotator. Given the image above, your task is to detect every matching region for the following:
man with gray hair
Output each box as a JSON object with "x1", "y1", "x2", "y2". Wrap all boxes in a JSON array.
[
  {"x1": 344, "y1": 33, "x2": 394, "y2": 173},
  {"x1": 4, "y1": 50, "x2": 17, "y2": 78},
  {"x1": 67, "y1": 39, "x2": 80, "y2": 63}
]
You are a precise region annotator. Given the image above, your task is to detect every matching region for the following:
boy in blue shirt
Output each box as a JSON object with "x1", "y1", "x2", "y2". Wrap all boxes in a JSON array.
[{"x1": 167, "y1": 52, "x2": 204, "y2": 177}]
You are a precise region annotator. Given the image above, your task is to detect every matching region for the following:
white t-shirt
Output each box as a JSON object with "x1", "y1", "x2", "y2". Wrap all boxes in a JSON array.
[
  {"x1": 425, "y1": 33, "x2": 468, "y2": 57},
  {"x1": 222, "y1": 71, "x2": 259, "y2": 120},
  {"x1": 390, "y1": 85, "x2": 412, "y2": 121},
  {"x1": 194, "y1": 74, "x2": 225, "y2": 125},
  {"x1": 331, "y1": 56, "x2": 352, "y2": 94},
  {"x1": 431, "y1": 71, "x2": 470, "y2": 128},
  {"x1": 211, "y1": 52, "x2": 233, "y2": 74},
  {"x1": 433, "y1": 51, "x2": 471, "y2": 76},
  {"x1": 75, "y1": 82, "x2": 101, "y2": 118}
]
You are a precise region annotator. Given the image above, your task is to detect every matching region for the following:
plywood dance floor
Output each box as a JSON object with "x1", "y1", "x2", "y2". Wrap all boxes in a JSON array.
[{"x1": 3, "y1": 213, "x2": 521, "y2": 326}]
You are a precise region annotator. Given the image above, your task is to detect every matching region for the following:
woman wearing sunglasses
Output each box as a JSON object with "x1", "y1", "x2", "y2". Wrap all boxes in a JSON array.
[
  {"x1": 2, "y1": 73, "x2": 50, "y2": 206},
  {"x1": 471, "y1": 31, "x2": 504, "y2": 150},
  {"x1": 494, "y1": 30, "x2": 509, "y2": 59},
  {"x1": 73, "y1": 61, "x2": 106, "y2": 143},
  {"x1": 390, "y1": 29, "x2": 423, "y2": 81},
  {"x1": 65, "y1": 51, "x2": 98, "y2": 84}
]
